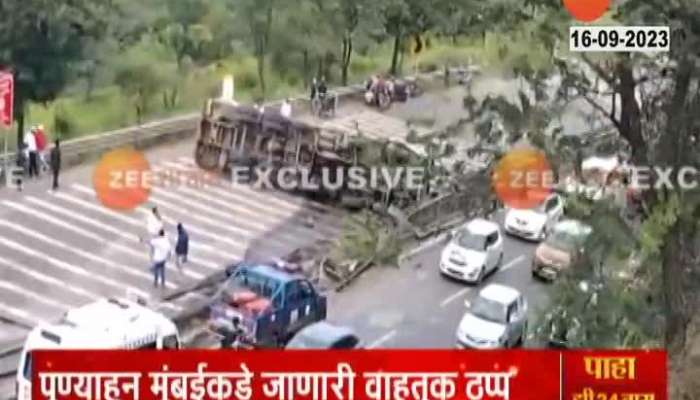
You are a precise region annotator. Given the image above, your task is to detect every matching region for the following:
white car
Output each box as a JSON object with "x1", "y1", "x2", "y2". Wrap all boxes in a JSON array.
[
  {"x1": 456, "y1": 284, "x2": 528, "y2": 349},
  {"x1": 504, "y1": 193, "x2": 564, "y2": 241},
  {"x1": 440, "y1": 219, "x2": 504, "y2": 283}
]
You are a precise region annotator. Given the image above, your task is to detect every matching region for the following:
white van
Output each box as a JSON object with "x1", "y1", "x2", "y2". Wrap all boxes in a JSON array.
[{"x1": 16, "y1": 298, "x2": 180, "y2": 400}]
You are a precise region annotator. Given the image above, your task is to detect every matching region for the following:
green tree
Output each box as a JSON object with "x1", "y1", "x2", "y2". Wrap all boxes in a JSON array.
[
  {"x1": 113, "y1": 37, "x2": 172, "y2": 123},
  {"x1": 0, "y1": 0, "x2": 112, "y2": 145},
  {"x1": 227, "y1": 0, "x2": 277, "y2": 98}
]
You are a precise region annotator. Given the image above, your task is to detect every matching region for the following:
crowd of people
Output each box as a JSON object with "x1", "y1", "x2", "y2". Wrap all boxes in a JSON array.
[{"x1": 16, "y1": 124, "x2": 61, "y2": 191}]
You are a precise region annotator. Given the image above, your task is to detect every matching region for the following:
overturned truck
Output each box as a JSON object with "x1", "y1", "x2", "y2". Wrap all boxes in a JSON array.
[{"x1": 195, "y1": 98, "x2": 428, "y2": 208}]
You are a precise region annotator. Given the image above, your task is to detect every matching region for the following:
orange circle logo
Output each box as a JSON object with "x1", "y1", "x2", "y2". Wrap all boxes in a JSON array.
[
  {"x1": 93, "y1": 147, "x2": 151, "y2": 211},
  {"x1": 492, "y1": 148, "x2": 554, "y2": 209},
  {"x1": 563, "y1": 0, "x2": 610, "y2": 22}
]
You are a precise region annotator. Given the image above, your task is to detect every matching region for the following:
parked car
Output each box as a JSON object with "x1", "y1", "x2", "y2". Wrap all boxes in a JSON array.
[
  {"x1": 504, "y1": 193, "x2": 564, "y2": 241},
  {"x1": 440, "y1": 218, "x2": 504, "y2": 284},
  {"x1": 286, "y1": 322, "x2": 360, "y2": 349},
  {"x1": 456, "y1": 284, "x2": 528, "y2": 349},
  {"x1": 532, "y1": 220, "x2": 593, "y2": 281}
]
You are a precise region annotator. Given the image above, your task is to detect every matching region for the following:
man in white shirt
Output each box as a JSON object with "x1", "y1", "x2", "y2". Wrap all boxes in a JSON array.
[
  {"x1": 280, "y1": 99, "x2": 292, "y2": 118},
  {"x1": 24, "y1": 129, "x2": 38, "y2": 178},
  {"x1": 142, "y1": 229, "x2": 171, "y2": 288}
]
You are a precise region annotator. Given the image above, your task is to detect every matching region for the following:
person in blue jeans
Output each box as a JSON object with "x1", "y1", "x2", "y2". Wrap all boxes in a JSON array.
[{"x1": 141, "y1": 229, "x2": 171, "y2": 288}]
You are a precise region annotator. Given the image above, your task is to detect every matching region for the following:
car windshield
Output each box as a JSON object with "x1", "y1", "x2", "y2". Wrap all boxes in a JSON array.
[
  {"x1": 546, "y1": 230, "x2": 578, "y2": 251},
  {"x1": 471, "y1": 296, "x2": 508, "y2": 323},
  {"x1": 456, "y1": 230, "x2": 487, "y2": 251}
]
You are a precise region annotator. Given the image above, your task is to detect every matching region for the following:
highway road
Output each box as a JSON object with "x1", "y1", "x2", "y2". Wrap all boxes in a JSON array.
[{"x1": 326, "y1": 210, "x2": 549, "y2": 349}]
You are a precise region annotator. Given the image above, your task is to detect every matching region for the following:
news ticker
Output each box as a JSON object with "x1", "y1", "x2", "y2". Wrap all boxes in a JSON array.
[
  {"x1": 569, "y1": 26, "x2": 670, "y2": 52},
  {"x1": 32, "y1": 350, "x2": 666, "y2": 400}
]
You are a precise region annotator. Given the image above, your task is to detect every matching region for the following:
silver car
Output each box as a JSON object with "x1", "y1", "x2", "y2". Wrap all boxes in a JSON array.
[{"x1": 456, "y1": 284, "x2": 528, "y2": 349}]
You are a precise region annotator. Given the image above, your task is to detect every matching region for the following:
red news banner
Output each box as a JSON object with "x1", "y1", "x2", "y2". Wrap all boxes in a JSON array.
[{"x1": 32, "y1": 350, "x2": 666, "y2": 400}]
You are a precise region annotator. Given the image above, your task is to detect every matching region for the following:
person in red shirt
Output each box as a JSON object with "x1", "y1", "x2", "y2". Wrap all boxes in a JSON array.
[{"x1": 33, "y1": 124, "x2": 49, "y2": 173}]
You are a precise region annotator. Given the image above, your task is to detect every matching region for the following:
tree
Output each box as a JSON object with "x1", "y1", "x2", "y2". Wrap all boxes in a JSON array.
[
  {"x1": 0, "y1": 0, "x2": 112, "y2": 146},
  {"x1": 227, "y1": 0, "x2": 277, "y2": 98},
  {"x1": 113, "y1": 37, "x2": 171, "y2": 123},
  {"x1": 379, "y1": 0, "x2": 431, "y2": 75},
  {"x1": 161, "y1": 0, "x2": 213, "y2": 68},
  {"x1": 492, "y1": 0, "x2": 700, "y2": 396},
  {"x1": 331, "y1": 0, "x2": 382, "y2": 85}
]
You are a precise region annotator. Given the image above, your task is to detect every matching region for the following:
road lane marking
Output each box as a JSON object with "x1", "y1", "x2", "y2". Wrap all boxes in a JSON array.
[
  {"x1": 23, "y1": 196, "x2": 207, "y2": 281},
  {"x1": 0, "y1": 280, "x2": 70, "y2": 313},
  {"x1": 0, "y1": 258, "x2": 98, "y2": 301},
  {"x1": 0, "y1": 300, "x2": 45, "y2": 326},
  {"x1": 440, "y1": 287, "x2": 471, "y2": 308},
  {"x1": 367, "y1": 330, "x2": 397, "y2": 349},
  {"x1": 500, "y1": 255, "x2": 526, "y2": 272},
  {"x1": 151, "y1": 188, "x2": 308, "y2": 253},
  {"x1": 2, "y1": 201, "x2": 204, "y2": 282},
  {"x1": 173, "y1": 182, "x2": 336, "y2": 239},
  {"x1": 0, "y1": 219, "x2": 181, "y2": 289},
  {"x1": 68, "y1": 185, "x2": 233, "y2": 269},
  {"x1": 155, "y1": 163, "x2": 303, "y2": 220},
  {"x1": 174, "y1": 158, "x2": 341, "y2": 216},
  {"x1": 56, "y1": 189, "x2": 226, "y2": 269},
  {"x1": 157, "y1": 161, "x2": 343, "y2": 237},
  {"x1": 0, "y1": 234, "x2": 150, "y2": 299},
  {"x1": 146, "y1": 191, "x2": 297, "y2": 256}
]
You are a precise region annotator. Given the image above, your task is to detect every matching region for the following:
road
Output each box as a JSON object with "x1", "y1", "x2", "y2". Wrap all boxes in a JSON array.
[{"x1": 326, "y1": 210, "x2": 549, "y2": 349}]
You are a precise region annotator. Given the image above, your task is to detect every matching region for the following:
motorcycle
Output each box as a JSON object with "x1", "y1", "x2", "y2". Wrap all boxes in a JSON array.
[
  {"x1": 364, "y1": 87, "x2": 391, "y2": 110},
  {"x1": 311, "y1": 92, "x2": 337, "y2": 118}
]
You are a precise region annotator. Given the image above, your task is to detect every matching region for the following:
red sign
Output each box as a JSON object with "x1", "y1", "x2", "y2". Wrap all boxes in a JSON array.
[
  {"x1": 29, "y1": 350, "x2": 667, "y2": 400},
  {"x1": 0, "y1": 72, "x2": 14, "y2": 127}
]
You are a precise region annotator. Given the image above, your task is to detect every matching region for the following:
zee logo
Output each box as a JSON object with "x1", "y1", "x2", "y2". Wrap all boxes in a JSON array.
[{"x1": 564, "y1": 0, "x2": 610, "y2": 22}]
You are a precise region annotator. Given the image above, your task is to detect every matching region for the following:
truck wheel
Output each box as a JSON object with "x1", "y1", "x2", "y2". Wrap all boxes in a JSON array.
[{"x1": 195, "y1": 143, "x2": 221, "y2": 171}]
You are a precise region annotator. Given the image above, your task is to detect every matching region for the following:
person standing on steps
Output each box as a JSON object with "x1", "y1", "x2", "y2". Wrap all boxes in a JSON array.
[
  {"x1": 175, "y1": 223, "x2": 189, "y2": 274},
  {"x1": 24, "y1": 128, "x2": 38, "y2": 178},
  {"x1": 49, "y1": 139, "x2": 61, "y2": 190},
  {"x1": 141, "y1": 229, "x2": 171, "y2": 289}
]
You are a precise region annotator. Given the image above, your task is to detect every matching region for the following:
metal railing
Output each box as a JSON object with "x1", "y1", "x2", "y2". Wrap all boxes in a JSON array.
[{"x1": 0, "y1": 83, "x2": 367, "y2": 187}]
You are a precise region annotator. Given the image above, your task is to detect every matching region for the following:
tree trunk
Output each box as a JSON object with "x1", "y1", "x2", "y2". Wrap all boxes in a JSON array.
[
  {"x1": 257, "y1": 52, "x2": 266, "y2": 98},
  {"x1": 390, "y1": 34, "x2": 402, "y2": 76},
  {"x1": 84, "y1": 69, "x2": 97, "y2": 101},
  {"x1": 662, "y1": 220, "x2": 695, "y2": 354},
  {"x1": 15, "y1": 112, "x2": 25, "y2": 159},
  {"x1": 341, "y1": 35, "x2": 353, "y2": 86},
  {"x1": 616, "y1": 61, "x2": 647, "y2": 164},
  {"x1": 303, "y1": 49, "x2": 309, "y2": 88}
]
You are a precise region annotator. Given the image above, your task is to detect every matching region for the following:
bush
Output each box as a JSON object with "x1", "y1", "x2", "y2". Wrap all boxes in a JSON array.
[{"x1": 53, "y1": 108, "x2": 77, "y2": 140}]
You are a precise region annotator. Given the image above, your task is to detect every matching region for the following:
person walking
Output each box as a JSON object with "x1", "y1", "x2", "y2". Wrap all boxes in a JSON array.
[
  {"x1": 49, "y1": 139, "x2": 61, "y2": 190},
  {"x1": 24, "y1": 128, "x2": 38, "y2": 178},
  {"x1": 146, "y1": 207, "x2": 164, "y2": 237},
  {"x1": 175, "y1": 223, "x2": 189, "y2": 273},
  {"x1": 141, "y1": 229, "x2": 171, "y2": 289}
]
